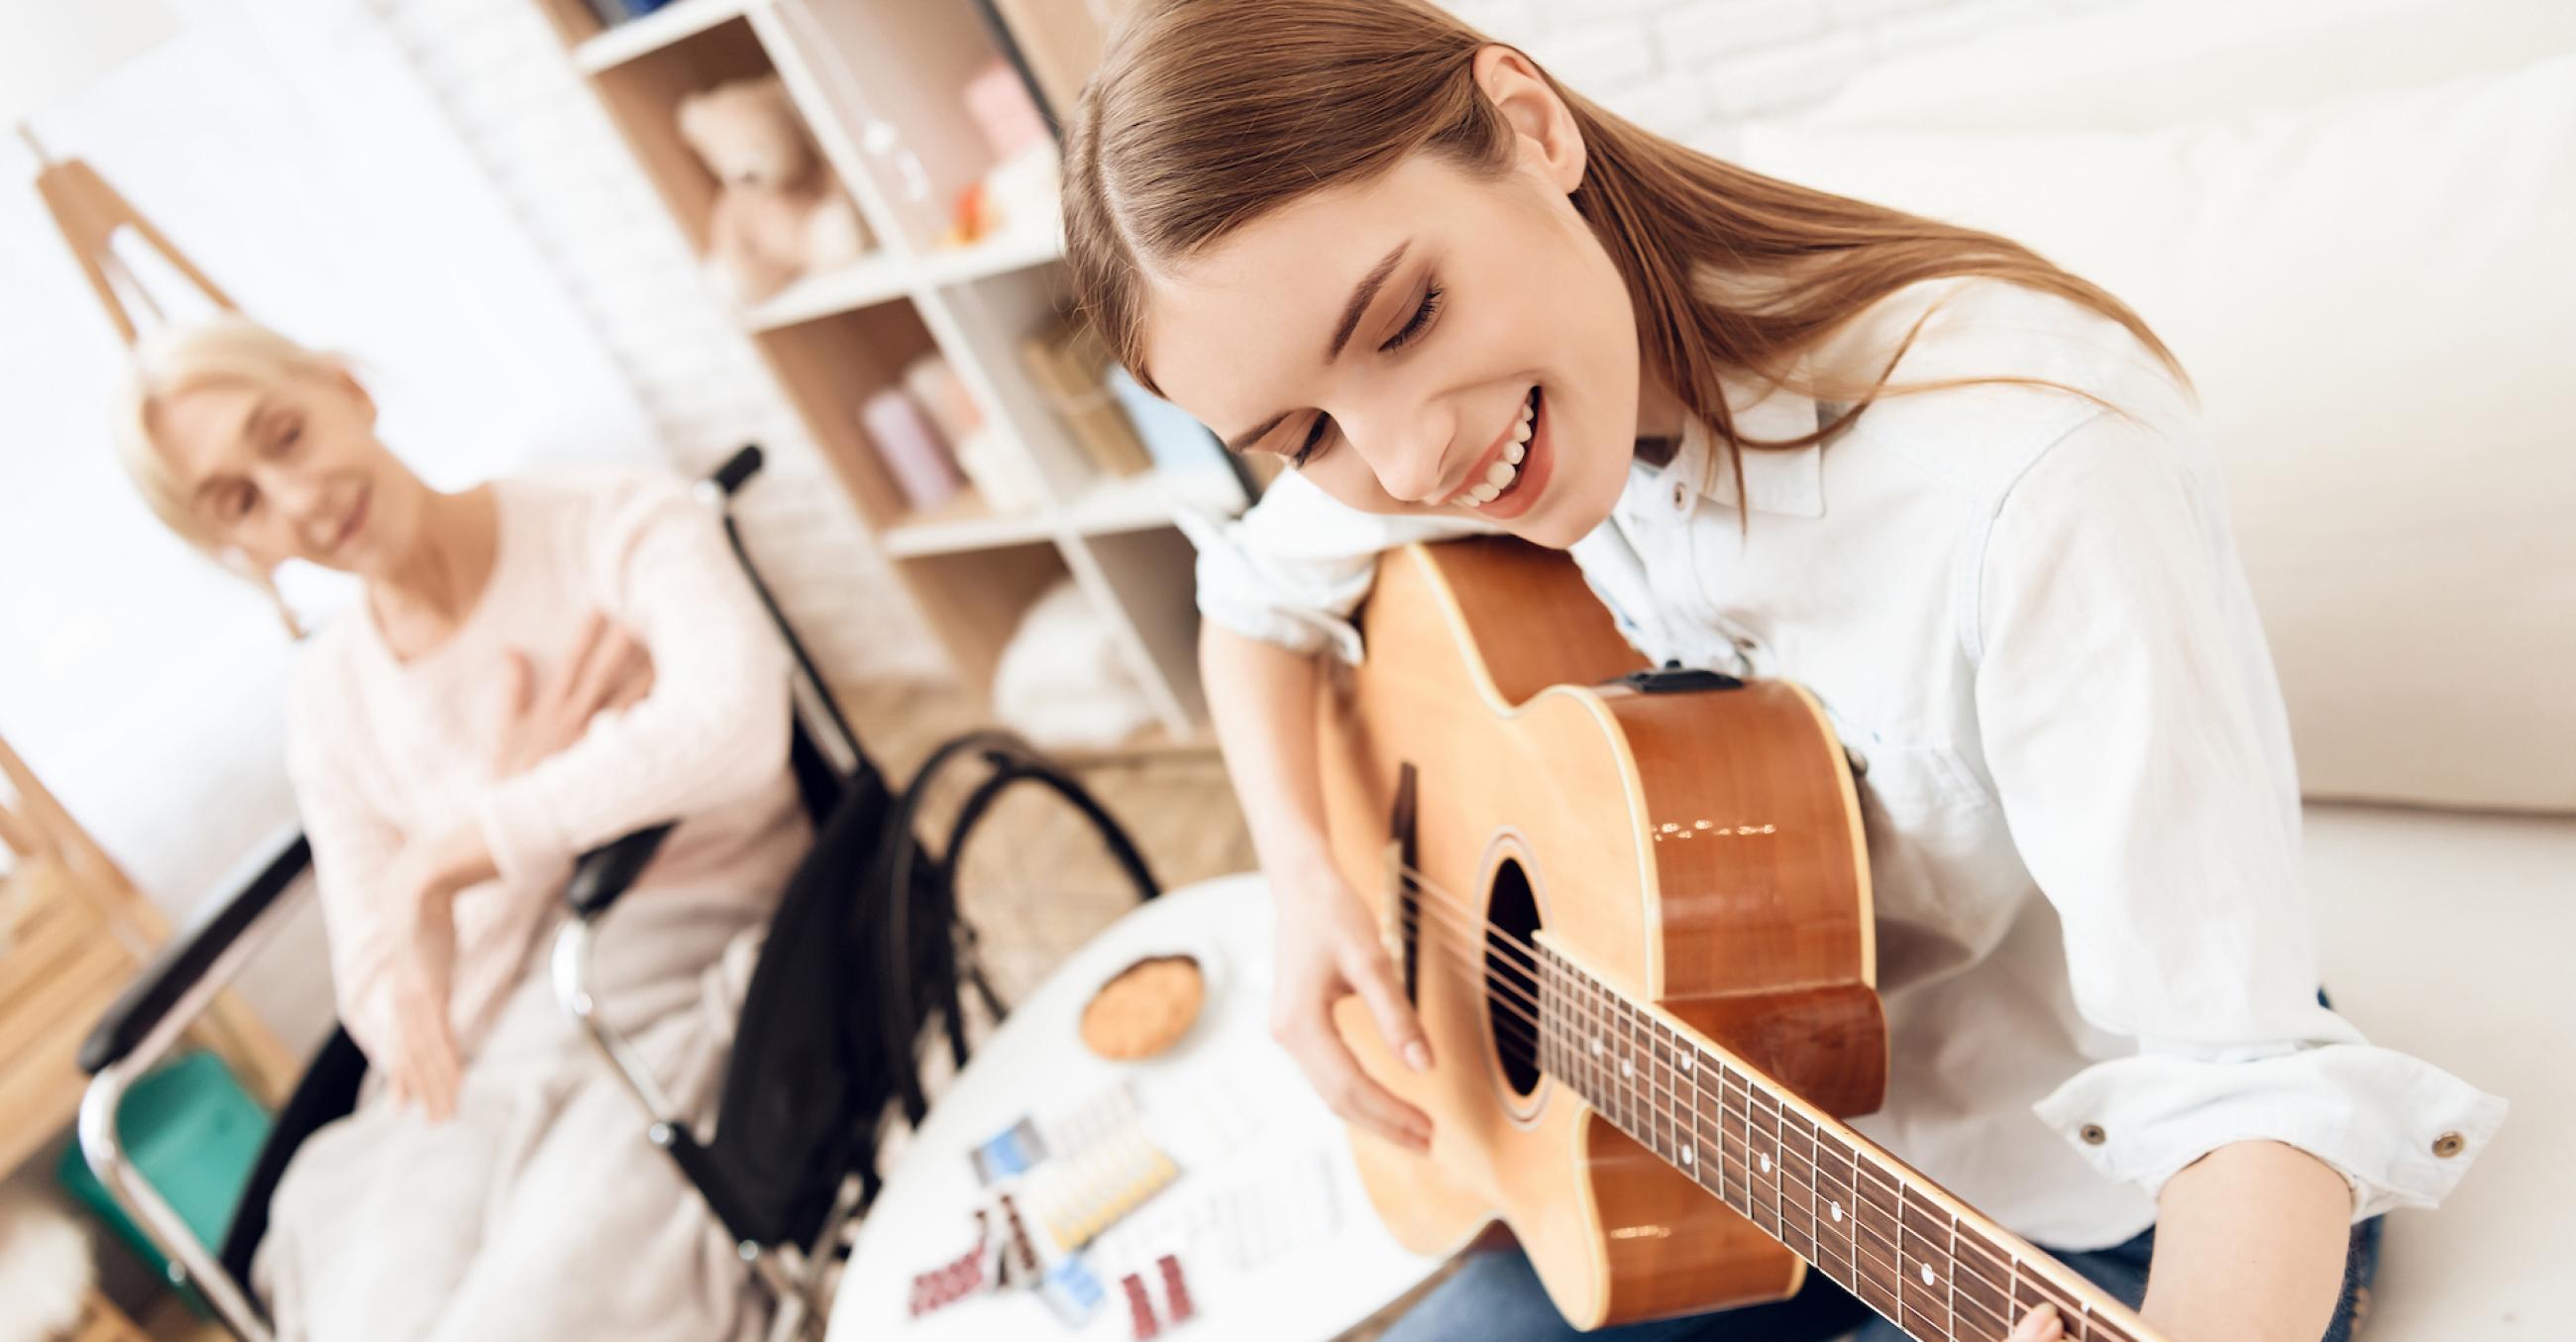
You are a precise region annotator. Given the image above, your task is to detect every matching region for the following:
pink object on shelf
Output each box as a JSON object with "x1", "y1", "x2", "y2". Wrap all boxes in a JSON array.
[
  {"x1": 903, "y1": 353, "x2": 984, "y2": 446},
  {"x1": 860, "y1": 387, "x2": 964, "y2": 512},
  {"x1": 964, "y1": 59, "x2": 1051, "y2": 163}
]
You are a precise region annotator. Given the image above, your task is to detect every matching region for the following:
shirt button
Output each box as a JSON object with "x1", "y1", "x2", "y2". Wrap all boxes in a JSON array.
[
  {"x1": 1668, "y1": 478, "x2": 1692, "y2": 511},
  {"x1": 2079, "y1": 1124, "x2": 2107, "y2": 1146},
  {"x1": 2432, "y1": 1132, "x2": 2466, "y2": 1159}
]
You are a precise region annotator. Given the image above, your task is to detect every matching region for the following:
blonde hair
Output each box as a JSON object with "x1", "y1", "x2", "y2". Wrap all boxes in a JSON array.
[
  {"x1": 112, "y1": 313, "x2": 350, "y2": 555},
  {"x1": 1064, "y1": 0, "x2": 2187, "y2": 502}
]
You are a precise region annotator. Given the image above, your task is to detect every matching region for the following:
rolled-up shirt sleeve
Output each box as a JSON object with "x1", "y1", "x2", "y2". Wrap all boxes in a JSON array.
[
  {"x1": 1176, "y1": 470, "x2": 1492, "y2": 662},
  {"x1": 1972, "y1": 409, "x2": 2507, "y2": 1221}
]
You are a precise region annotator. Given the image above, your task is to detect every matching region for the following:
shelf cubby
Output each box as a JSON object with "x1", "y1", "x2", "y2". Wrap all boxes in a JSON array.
[{"x1": 531, "y1": 0, "x2": 1253, "y2": 742}]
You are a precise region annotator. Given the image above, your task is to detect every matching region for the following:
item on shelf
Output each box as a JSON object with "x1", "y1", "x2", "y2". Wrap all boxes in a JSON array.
[
  {"x1": 1020, "y1": 319, "x2": 1153, "y2": 479},
  {"x1": 1104, "y1": 366, "x2": 1227, "y2": 475},
  {"x1": 581, "y1": 0, "x2": 675, "y2": 24},
  {"x1": 944, "y1": 142, "x2": 1063, "y2": 250},
  {"x1": 952, "y1": 427, "x2": 1044, "y2": 514},
  {"x1": 903, "y1": 352, "x2": 985, "y2": 447},
  {"x1": 984, "y1": 0, "x2": 1117, "y2": 126},
  {"x1": 965, "y1": 59, "x2": 1051, "y2": 162},
  {"x1": 994, "y1": 580, "x2": 1159, "y2": 749},
  {"x1": 676, "y1": 74, "x2": 872, "y2": 304},
  {"x1": 0, "y1": 1189, "x2": 93, "y2": 1342},
  {"x1": 859, "y1": 387, "x2": 965, "y2": 512},
  {"x1": 941, "y1": 63, "x2": 1060, "y2": 249},
  {"x1": 1079, "y1": 954, "x2": 1207, "y2": 1062}
]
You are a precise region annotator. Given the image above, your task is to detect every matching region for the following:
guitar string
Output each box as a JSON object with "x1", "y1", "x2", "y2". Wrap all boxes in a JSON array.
[{"x1": 1366, "y1": 865, "x2": 2082, "y2": 1342}]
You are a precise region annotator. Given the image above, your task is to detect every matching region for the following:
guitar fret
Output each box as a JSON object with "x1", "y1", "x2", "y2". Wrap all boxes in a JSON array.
[{"x1": 1528, "y1": 951, "x2": 2152, "y2": 1342}]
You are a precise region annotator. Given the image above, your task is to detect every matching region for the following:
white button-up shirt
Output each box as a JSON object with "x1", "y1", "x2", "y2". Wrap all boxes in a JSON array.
[{"x1": 1181, "y1": 277, "x2": 2505, "y2": 1249}]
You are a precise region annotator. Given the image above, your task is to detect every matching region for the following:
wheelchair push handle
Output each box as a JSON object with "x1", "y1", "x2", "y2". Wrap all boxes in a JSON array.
[
  {"x1": 709, "y1": 444, "x2": 764, "y2": 498},
  {"x1": 567, "y1": 824, "x2": 677, "y2": 918}
]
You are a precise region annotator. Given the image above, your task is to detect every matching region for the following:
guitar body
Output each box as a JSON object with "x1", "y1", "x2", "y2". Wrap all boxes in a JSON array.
[{"x1": 1318, "y1": 539, "x2": 1888, "y2": 1328}]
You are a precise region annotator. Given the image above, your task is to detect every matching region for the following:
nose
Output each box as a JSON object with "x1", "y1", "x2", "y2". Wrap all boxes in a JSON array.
[
  {"x1": 258, "y1": 464, "x2": 334, "y2": 529},
  {"x1": 1344, "y1": 396, "x2": 1457, "y2": 505}
]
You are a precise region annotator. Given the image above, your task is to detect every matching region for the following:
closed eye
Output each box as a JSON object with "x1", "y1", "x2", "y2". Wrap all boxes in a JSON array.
[
  {"x1": 1290, "y1": 414, "x2": 1334, "y2": 467},
  {"x1": 1380, "y1": 283, "x2": 1444, "y2": 353}
]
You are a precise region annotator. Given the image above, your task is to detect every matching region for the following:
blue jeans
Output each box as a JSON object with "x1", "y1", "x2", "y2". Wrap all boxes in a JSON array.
[{"x1": 1382, "y1": 1216, "x2": 2382, "y2": 1342}]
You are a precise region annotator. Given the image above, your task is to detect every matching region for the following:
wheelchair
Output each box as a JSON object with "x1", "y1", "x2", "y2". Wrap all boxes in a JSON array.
[{"x1": 72, "y1": 445, "x2": 1162, "y2": 1341}]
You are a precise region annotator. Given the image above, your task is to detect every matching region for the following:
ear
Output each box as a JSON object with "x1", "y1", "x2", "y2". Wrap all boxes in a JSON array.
[{"x1": 1473, "y1": 46, "x2": 1585, "y2": 195}]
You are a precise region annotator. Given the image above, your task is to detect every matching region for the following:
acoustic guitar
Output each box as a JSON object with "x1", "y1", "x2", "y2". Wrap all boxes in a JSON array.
[{"x1": 1315, "y1": 538, "x2": 2165, "y2": 1342}]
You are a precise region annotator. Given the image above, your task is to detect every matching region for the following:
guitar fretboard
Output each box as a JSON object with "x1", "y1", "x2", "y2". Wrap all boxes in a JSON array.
[{"x1": 1532, "y1": 942, "x2": 2153, "y2": 1342}]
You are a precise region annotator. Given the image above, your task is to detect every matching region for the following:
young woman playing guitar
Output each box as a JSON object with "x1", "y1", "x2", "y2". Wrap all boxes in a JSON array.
[{"x1": 1060, "y1": 4, "x2": 2503, "y2": 1340}]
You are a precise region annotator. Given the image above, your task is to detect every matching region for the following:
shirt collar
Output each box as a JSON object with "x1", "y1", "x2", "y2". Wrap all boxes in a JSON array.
[{"x1": 1670, "y1": 361, "x2": 1827, "y2": 518}]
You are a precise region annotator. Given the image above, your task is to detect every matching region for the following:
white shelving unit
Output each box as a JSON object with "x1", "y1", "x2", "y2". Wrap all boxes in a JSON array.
[{"x1": 529, "y1": 0, "x2": 1248, "y2": 741}]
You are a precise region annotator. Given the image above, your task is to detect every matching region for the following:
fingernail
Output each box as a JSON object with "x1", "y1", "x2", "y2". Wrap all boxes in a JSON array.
[{"x1": 1404, "y1": 1042, "x2": 1431, "y2": 1072}]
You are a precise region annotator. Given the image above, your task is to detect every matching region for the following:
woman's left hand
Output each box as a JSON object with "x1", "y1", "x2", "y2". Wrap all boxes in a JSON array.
[{"x1": 2009, "y1": 1304, "x2": 2065, "y2": 1341}]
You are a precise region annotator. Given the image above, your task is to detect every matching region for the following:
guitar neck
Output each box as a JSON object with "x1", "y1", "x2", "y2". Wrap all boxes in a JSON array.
[{"x1": 1532, "y1": 940, "x2": 2161, "y2": 1342}]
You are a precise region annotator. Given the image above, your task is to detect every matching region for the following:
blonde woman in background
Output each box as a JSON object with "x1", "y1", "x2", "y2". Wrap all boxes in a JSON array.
[
  {"x1": 1063, "y1": 3, "x2": 2505, "y2": 1341},
  {"x1": 113, "y1": 314, "x2": 809, "y2": 1341}
]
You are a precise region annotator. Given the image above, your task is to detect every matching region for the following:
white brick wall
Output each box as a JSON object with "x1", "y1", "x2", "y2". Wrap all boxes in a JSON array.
[{"x1": 371, "y1": 0, "x2": 2120, "y2": 686}]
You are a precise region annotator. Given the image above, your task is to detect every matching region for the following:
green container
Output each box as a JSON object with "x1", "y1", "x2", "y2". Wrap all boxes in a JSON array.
[{"x1": 56, "y1": 1049, "x2": 274, "y2": 1299}]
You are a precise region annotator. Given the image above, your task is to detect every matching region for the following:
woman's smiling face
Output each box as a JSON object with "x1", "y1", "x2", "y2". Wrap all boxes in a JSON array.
[
  {"x1": 148, "y1": 369, "x2": 432, "y2": 581},
  {"x1": 1135, "y1": 56, "x2": 1643, "y2": 549}
]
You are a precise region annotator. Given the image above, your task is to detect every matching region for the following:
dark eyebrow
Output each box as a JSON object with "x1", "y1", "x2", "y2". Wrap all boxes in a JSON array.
[
  {"x1": 1327, "y1": 240, "x2": 1410, "y2": 364},
  {"x1": 1221, "y1": 241, "x2": 1412, "y2": 454},
  {"x1": 235, "y1": 397, "x2": 274, "y2": 449}
]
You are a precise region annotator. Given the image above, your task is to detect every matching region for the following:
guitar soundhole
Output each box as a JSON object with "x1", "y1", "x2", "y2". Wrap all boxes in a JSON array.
[{"x1": 1487, "y1": 856, "x2": 1545, "y2": 1099}]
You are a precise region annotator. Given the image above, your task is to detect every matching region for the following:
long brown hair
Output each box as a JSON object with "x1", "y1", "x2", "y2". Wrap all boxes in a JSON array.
[{"x1": 1063, "y1": 0, "x2": 2187, "y2": 491}]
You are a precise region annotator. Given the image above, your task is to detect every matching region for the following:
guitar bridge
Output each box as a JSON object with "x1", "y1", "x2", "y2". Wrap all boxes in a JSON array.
[{"x1": 1607, "y1": 661, "x2": 1746, "y2": 694}]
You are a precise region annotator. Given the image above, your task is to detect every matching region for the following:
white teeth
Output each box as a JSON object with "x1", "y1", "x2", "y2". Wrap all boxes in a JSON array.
[{"x1": 1455, "y1": 391, "x2": 1540, "y2": 509}]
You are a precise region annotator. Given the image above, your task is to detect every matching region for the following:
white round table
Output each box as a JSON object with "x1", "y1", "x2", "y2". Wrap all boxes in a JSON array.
[{"x1": 829, "y1": 874, "x2": 1450, "y2": 1341}]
